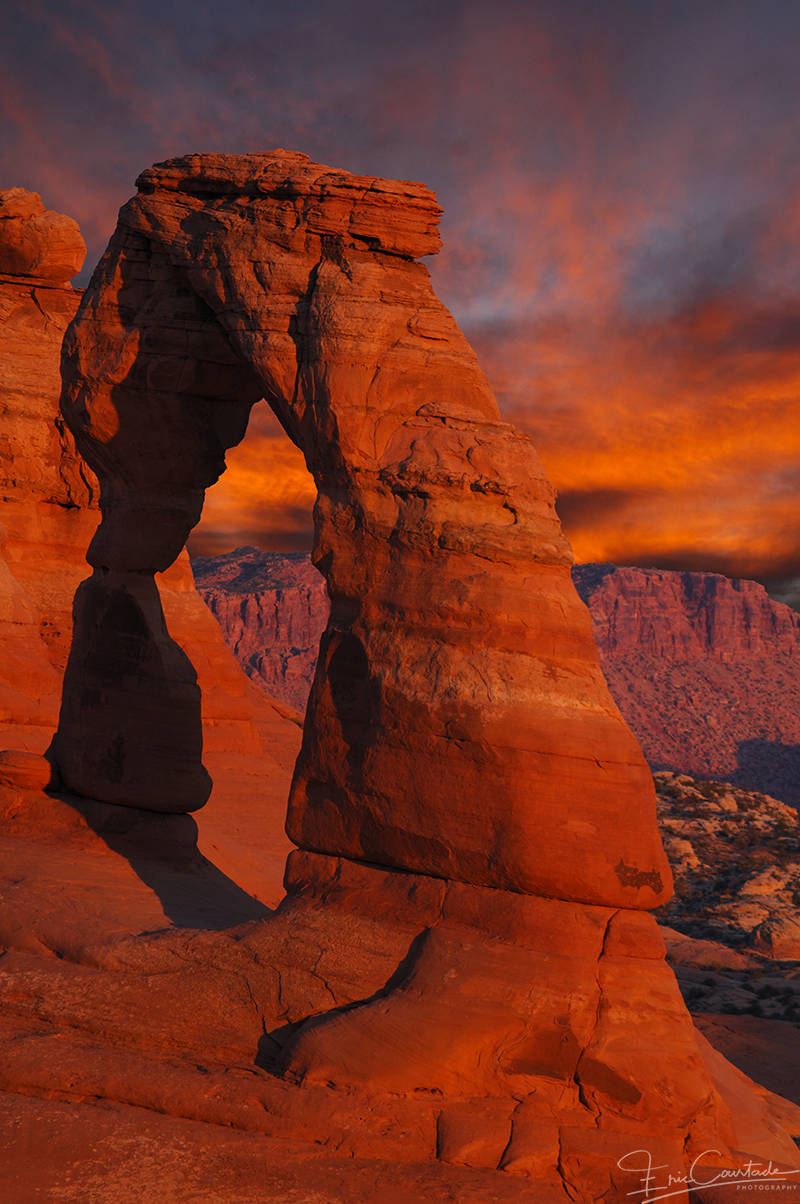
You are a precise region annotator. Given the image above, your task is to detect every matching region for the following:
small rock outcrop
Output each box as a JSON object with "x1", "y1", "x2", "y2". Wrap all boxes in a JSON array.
[
  {"x1": 0, "y1": 188, "x2": 86, "y2": 284},
  {"x1": 39, "y1": 151, "x2": 800, "y2": 1193}
]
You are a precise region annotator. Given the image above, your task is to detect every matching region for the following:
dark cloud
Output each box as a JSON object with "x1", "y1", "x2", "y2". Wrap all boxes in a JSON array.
[{"x1": 3, "y1": 0, "x2": 800, "y2": 585}]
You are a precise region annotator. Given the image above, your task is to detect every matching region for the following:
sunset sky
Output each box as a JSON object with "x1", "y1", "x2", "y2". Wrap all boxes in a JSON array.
[{"x1": 4, "y1": 0, "x2": 800, "y2": 603}]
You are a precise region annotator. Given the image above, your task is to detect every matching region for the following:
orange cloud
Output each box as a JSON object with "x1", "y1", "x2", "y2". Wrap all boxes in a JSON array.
[{"x1": 187, "y1": 404, "x2": 315, "y2": 557}]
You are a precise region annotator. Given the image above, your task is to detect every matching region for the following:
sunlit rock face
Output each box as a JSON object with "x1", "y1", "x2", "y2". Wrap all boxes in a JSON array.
[
  {"x1": 57, "y1": 151, "x2": 670, "y2": 908},
  {"x1": 0, "y1": 188, "x2": 86, "y2": 284},
  {"x1": 45, "y1": 153, "x2": 800, "y2": 1194}
]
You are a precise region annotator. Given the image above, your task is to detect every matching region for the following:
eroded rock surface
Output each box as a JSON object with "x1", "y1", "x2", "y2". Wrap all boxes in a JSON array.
[
  {"x1": 21, "y1": 153, "x2": 800, "y2": 1195},
  {"x1": 0, "y1": 194, "x2": 98, "y2": 754},
  {"x1": 0, "y1": 188, "x2": 86, "y2": 284}
]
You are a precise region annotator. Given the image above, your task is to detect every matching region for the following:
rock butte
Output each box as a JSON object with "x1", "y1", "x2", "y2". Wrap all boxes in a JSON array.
[{"x1": 0, "y1": 160, "x2": 797, "y2": 1198}]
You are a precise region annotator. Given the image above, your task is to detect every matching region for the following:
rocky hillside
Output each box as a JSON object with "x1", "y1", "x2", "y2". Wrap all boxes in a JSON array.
[
  {"x1": 572, "y1": 564, "x2": 800, "y2": 806},
  {"x1": 193, "y1": 550, "x2": 800, "y2": 808},
  {"x1": 653, "y1": 771, "x2": 800, "y2": 1025},
  {"x1": 654, "y1": 771, "x2": 800, "y2": 959}
]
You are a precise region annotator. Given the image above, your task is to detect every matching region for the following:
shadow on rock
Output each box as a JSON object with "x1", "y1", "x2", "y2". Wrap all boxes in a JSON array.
[{"x1": 54, "y1": 788, "x2": 271, "y2": 930}]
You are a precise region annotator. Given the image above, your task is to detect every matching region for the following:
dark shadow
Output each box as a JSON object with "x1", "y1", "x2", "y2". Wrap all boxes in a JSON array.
[
  {"x1": 734, "y1": 739, "x2": 800, "y2": 809},
  {"x1": 51, "y1": 572, "x2": 213, "y2": 812},
  {"x1": 54, "y1": 246, "x2": 264, "y2": 813},
  {"x1": 50, "y1": 786, "x2": 271, "y2": 931}
]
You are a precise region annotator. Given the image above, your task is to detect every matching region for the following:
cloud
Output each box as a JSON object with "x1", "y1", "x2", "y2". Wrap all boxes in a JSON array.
[
  {"x1": 186, "y1": 404, "x2": 315, "y2": 557},
  {"x1": 5, "y1": 0, "x2": 800, "y2": 594}
]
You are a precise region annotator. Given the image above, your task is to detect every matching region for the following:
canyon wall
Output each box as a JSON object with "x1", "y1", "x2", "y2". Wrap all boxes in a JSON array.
[{"x1": 573, "y1": 564, "x2": 800, "y2": 806}]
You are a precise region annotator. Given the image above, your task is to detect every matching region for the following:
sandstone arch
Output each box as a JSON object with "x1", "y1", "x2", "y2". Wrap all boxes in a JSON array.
[
  {"x1": 53, "y1": 151, "x2": 669, "y2": 909},
  {"x1": 44, "y1": 154, "x2": 800, "y2": 1191}
]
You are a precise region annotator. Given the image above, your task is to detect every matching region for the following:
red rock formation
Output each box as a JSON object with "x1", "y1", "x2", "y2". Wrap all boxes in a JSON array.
[
  {"x1": 193, "y1": 548, "x2": 327, "y2": 712},
  {"x1": 57, "y1": 151, "x2": 670, "y2": 909},
  {"x1": 573, "y1": 564, "x2": 800, "y2": 805},
  {"x1": 0, "y1": 188, "x2": 86, "y2": 284},
  {"x1": 37, "y1": 150, "x2": 800, "y2": 1195},
  {"x1": 0, "y1": 186, "x2": 298, "y2": 901},
  {"x1": 0, "y1": 188, "x2": 97, "y2": 753}
]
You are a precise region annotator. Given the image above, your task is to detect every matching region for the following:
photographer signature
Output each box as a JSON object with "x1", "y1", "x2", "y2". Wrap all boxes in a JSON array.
[{"x1": 616, "y1": 1148, "x2": 800, "y2": 1202}]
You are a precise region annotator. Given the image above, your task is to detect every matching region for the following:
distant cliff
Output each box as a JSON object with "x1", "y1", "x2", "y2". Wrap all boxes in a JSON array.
[
  {"x1": 572, "y1": 564, "x2": 800, "y2": 805},
  {"x1": 572, "y1": 563, "x2": 800, "y2": 659},
  {"x1": 193, "y1": 551, "x2": 800, "y2": 805},
  {"x1": 192, "y1": 549, "x2": 329, "y2": 713}
]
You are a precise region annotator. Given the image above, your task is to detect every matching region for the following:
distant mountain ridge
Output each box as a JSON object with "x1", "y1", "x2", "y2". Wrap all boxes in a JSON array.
[{"x1": 193, "y1": 550, "x2": 800, "y2": 806}]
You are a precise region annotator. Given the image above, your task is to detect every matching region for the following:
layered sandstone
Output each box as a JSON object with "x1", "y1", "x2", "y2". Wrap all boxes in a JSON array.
[
  {"x1": 0, "y1": 189, "x2": 96, "y2": 753},
  {"x1": 573, "y1": 564, "x2": 800, "y2": 805},
  {"x1": 36, "y1": 150, "x2": 800, "y2": 1195}
]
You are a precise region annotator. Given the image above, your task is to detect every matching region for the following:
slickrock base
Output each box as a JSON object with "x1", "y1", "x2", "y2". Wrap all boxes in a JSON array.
[{"x1": 1, "y1": 780, "x2": 797, "y2": 1202}]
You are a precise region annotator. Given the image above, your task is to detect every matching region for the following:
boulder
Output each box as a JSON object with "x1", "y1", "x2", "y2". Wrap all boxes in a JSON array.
[{"x1": 0, "y1": 188, "x2": 86, "y2": 284}]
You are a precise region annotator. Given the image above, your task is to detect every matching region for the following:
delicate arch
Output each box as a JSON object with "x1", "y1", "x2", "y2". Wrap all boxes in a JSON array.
[{"x1": 53, "y1": 152, "x2": 670, "y2": 909}]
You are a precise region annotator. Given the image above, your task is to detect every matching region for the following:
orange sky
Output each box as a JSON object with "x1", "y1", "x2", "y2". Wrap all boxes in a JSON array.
[
  {"x1": 190, "y1": 209, "x2": 800, "y2": 597},
  {"x1": 5, "y1": 0, "x2": 799, "y2": 599}
]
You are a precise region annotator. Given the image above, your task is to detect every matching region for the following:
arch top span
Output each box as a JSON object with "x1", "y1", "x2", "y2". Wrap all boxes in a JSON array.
[{"x1": 54, "y1": 151, "x2": 672, "y2": 909}]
